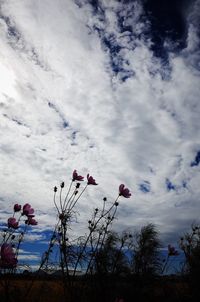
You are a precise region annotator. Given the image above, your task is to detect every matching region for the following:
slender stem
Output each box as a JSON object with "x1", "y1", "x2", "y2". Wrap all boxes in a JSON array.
[
  {"x1": 72, "y1": 195, "x2": 119, "y2": 276},
  {"x1": 162, "y1": 254, "x2": 169, "y2": 274},
  {"x1": 85, "y1": 230, "x2": 103, "y2": 275},
  {"x1": 60, "y1": 187, "x2": 63, "y2": 212},
  {"x1": 63, "y1": 180, "x2": 73, "y2": 210},
  {"x1": 67, "y1": 194, "x2": 76, "y2": 212},
  {"x1": 23, "y1": 220, "x2": 60, "y2": 299},
  {"x1": 69, "y1": 184, "x2": 88, "y2": 212},
  {"x1": 64, "y1": 189, "x2": 77, "y2": 212},
  {"x1": 54, "y1": 192, "x2": 60, "y2": 215},
  {"x1": 15, "y1": 225, "x2": 28, "y2": 258}
]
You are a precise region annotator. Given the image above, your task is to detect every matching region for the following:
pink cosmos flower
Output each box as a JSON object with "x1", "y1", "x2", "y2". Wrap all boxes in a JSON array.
[
  {"x1": 25, "y1": 217, "x2": 38, "y2": 225},
  {"x1": 7, "y1": 217, "x2": 19, "y2": 229},
  {"x1": 14, "y1": 204, "x2": 21, "y2": 212},
  {"x1": 119, "y1": 184, "x2": 131, "y2": 198},
  {"x1": 87, "y1": 174, "x2": 98, "y2": 185},
  {"x1": 22, "y1": 203, "x2": 34, "y2": 217},
  {"x1": 0, "y1": 243, "x2": 17, "y2": 269},
  {"x1": 168, "y1": 244, "x2": 179, "y2": 256},
  {"x1": 72, "y1": 170, "x2": 84, "y2": 181}
]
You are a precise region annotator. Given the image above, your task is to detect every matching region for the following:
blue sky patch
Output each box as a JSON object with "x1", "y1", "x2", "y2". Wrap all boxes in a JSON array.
[
  {"x1": 191, "y1": 151, "x2": 200, "y2": 167},
  {"x1": 139, "y1": 181, "x2": 151, "y2": 193},
  {"x1": 166, "y1": 178, "x2": 176, "y2": 191}
]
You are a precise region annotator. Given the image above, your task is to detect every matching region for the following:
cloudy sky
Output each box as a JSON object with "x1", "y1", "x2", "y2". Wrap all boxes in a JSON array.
[{"x1": 0, "y1": 0, "x2": 200, "y2": 267}]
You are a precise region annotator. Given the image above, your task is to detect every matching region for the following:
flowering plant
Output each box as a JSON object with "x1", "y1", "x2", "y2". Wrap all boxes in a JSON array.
[
  {"x1": 0, "y1": 203, "x2": 38, "y2": 271},
  {"x1": 39, "y1": 170, "x2": 131, "y2": 278}
]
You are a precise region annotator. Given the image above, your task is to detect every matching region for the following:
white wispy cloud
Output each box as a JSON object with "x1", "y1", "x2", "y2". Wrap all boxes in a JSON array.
[{"x1": 0, "y1": 0, "x2": 200, "y2": 246}]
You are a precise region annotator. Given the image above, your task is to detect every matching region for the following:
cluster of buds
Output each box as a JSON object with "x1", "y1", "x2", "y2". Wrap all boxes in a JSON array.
[{"x1": 53, "y1": 170, "x2": 99, "y2": 222}]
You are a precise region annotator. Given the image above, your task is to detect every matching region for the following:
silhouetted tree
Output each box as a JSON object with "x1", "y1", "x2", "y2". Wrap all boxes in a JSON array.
[
  {"x1": 180, "y1": 224, "x2": 200, "y2": 277},
  {"x1": 179, "y1": 224, "x2": 200, "y2": 300},
  {"x1": 131, "y1": 223, "x2": 162, "y2": 276},
  {"x1": 94, "y1": 231, "x2": 130, "y2": 276}
]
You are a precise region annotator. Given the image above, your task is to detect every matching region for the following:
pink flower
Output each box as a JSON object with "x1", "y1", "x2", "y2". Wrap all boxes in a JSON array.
[
  {"x1": 25, "y1": 217, "x2": 38, "y2": 225},
  {"x1": 7, "y1": 217, "x2": 19, "y2": 229},
  {"x1": 72, "y1": 170, "x2": 84, "y2": 181},
  {"x1": 119, "y1": 184, "x2": 131, "y2": 198},
  {"x1": 87, "y1": 174, "x2": 98, "y2": 185},
  {"x1": 14, "y1": 204, "x2": 21, "y2": 212},
  {"x1": 0, "y1": 243, "x2": 17, "y2": 269},
  {"x1": 168, "y1": 244, "x2": 179, "y2": 256},
  {"x1": 22, "y1": 203, "x2": 34, "y2": 216}
]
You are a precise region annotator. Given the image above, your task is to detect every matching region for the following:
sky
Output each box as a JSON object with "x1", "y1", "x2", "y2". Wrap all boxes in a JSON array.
[{"x1": 0, "y1": 0, "x2": 200, "y2": 270}]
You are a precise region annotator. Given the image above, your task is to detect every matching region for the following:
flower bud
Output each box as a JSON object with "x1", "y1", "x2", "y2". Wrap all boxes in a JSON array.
[{"x1": 14, "y1": 204, "x2": 21, "y2": 212}]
